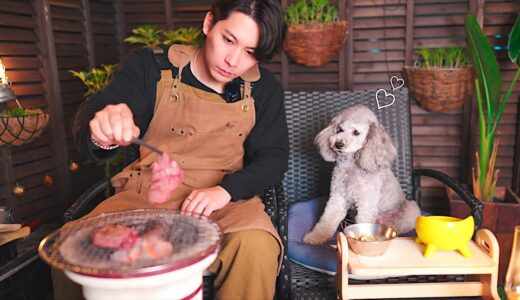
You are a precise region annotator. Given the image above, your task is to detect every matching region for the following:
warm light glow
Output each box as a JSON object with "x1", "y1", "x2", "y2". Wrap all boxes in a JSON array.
[{"x1": 0, "y1": 58, "x2": 7, "y2": 85}]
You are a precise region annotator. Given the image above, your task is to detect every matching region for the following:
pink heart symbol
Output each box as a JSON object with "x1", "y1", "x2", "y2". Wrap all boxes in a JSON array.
[
  {"x1": 390, "y1": 76, "x2": 405, "y2": 90},
  {"x1": 375, "y1": 89, "x2": 396, "y2": 110}
]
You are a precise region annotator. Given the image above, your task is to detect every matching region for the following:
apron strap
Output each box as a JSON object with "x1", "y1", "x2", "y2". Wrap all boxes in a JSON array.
[
  {"x1": 153, "y1": 45, "x2": 196, "y2": 113},
  {"x1": 168, "y1": 45, "x2": 198, "y2": 81},
  {"x1": 243, "y1": 81, "x2": 252, "y2": 99},
  {"x1": 155, "y1": 69, "x2": 174, "y2": 113}
]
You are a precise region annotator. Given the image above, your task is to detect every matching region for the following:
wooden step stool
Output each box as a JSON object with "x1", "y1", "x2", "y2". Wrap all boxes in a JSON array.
[{"x1": 336, "y1": 229, "x2": 499, "y2": 300}]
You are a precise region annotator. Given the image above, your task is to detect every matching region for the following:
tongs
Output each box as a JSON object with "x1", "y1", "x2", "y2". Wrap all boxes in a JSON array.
[{"x1": 131, "y1": 138, "x2": 163, "y2": 155}]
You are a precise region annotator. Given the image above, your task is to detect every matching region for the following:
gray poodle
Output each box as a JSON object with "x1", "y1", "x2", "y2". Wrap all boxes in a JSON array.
[{"x1": 303, "y1": 105, "x2": 420, "y2": 245}]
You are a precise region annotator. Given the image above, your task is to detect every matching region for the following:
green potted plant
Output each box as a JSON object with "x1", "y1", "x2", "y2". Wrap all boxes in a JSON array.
[
  {"x1": 124, "y1": 24, "x2": 203, "y2": 47},
  {"x1": 448, "y1": 12, "x2": 520, "y2": 283},
  {"x1": 403, "y1": 47, "x2": 474, "y2": 112},
  {"x1": 465, "y1": 13, "x2": 520, "y2": 203},
  {"x1": 69, "y1": 64, "x2": 116, "y2": 97},
  {"x1": 284, "y1": 0, "x2": 348, "y2": 67},
  {"x1": 69, "y1": 65, "x2": 126, "y2": 191},
  {"x1": 162, "y1": 27, "x2": 203, "y2": 46},
  {"x1": 124, "y1": 24, "x2": 163, "y2": 47}
]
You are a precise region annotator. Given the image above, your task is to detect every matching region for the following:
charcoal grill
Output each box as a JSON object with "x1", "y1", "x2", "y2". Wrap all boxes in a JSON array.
[{"x1": 39, "y1": 209, "x2": 221, "y2": 300}]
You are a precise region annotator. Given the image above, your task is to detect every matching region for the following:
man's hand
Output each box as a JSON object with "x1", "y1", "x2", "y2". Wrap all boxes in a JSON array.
[
  {"x1": 89, "y1": 103, "x2": 140, "y2": 147},
  {"x1": 181, "y1": 186, "x2": 232, "y2": 217}
]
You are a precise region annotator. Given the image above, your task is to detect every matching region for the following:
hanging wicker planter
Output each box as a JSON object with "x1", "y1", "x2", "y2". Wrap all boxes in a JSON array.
[
  {"x1": 284, "y1": 21, "x2": 348, "y2": 67},
  {"x1": 403, "y1": 66, "x2": 474, "y2": 113},
  {"x1": 0, "y1": 109, "x2": 50, "y2": 146}
]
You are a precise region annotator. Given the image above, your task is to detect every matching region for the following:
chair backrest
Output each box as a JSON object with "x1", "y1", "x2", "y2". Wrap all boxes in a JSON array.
[{"x1": 283, "y1": 88, "x2": 414, "y2": 203}]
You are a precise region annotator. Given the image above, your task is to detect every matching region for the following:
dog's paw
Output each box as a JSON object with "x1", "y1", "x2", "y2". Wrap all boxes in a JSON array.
[{"x1": 303, "y1": 231, "x2": 327, "y2": 245}]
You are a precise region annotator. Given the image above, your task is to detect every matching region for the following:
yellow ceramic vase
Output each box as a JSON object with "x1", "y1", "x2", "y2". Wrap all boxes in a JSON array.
[{"x1": 415, "y1": 215, "x2": 475, "y2": 258}]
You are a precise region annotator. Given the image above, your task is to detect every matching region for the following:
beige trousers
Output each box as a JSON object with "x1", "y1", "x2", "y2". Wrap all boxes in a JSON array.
[{"x1": 52, "y1": 229, "x2": 280, "y2": 300}]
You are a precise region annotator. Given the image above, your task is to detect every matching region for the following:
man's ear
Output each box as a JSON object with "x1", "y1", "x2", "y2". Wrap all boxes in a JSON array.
[{"x1": 203, "y1": 11, "x2": 214, "y2": 35}]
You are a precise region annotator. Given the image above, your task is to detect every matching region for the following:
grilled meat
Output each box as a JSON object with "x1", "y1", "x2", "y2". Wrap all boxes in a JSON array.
[
  {"x1": 110, "y1": 219, "x2": 173, "y2": 263},
  {"x1": 90, "y1": 224, "x2": 138, "y2": 249}
]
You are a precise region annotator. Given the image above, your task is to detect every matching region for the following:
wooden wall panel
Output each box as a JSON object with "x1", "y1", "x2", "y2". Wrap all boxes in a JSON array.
[
  {"x1": 48, "y1": 0, "x2": 103, "y2": 204},
  {"x1": 171, "y1": 1, "x2": 209, "y2": 28},
  {"x1": 349, "y1": 0, "x2": 407, "y2": 90},
  {"x1": 124, "y1": 0, "x2": 166, "y2": 34},
  {"x1": 90, "y1": 0, "x2": 120, "y2": 65}
]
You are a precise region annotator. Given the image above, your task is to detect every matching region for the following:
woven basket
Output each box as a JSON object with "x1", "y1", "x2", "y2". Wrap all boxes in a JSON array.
[
  {"x1": 0, "y1": 111, "x2": 50, "y2": 146},
  {"x1": 284, "y1": 21, "x2": 348, "y2": 67},
  {"x1": 403, "y1": 66, "x2": 474, "y2": 113}
]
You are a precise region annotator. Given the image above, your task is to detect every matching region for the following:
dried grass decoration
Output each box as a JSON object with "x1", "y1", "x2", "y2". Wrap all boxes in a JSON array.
[
  {"x1": 284, "y1": 0, "x2": 348, "y2": 67},
  {"x1": 0, "y1": 107, "x2": 50, "y2": 146}
]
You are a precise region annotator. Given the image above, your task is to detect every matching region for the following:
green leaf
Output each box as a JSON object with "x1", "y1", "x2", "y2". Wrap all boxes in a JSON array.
[
  {"x1": 162, "y1": 27, "x2": 203, "y2": 46},
  {"x1": 464, "y1": 13, "x2": 502, "y2": 120},
  {"x1": 475, "y1": 80, "x2": 488, "y2": 188},
  {"x1": 68, "y1": 64, "x2": 116, "y2": 96},
  {"x1": 124, "y1": 25, "x2": 163, "y2": 47},
  {"x1": 285, "y1": 0, "x2": 338, "y2": 25},
  {"x1": 508, "y1": 14, "x2": 520, "y2": 66}
]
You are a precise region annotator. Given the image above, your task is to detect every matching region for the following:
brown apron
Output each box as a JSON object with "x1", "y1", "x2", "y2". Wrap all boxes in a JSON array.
[{"x1": 85, "y1": 45, "x2": 282, "y2": 269}]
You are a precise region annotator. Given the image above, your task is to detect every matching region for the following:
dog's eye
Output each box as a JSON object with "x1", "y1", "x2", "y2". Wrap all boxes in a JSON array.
[
  {"x1": 353, "y1": 130, "x2": 360, "y2": 136},
  {"x1": 336, "y1": 127, "x2": 344, "y2": 133}
]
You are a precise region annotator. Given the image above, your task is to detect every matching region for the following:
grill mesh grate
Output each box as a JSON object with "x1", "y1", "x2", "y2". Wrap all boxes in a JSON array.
[{"x1": 39, "y1": 209, "x2": 221, "y2": 277}]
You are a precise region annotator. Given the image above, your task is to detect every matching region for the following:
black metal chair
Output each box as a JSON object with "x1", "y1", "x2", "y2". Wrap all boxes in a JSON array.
[{"x1": 281, "y1": 88, "x2": 483, "y2": 300}]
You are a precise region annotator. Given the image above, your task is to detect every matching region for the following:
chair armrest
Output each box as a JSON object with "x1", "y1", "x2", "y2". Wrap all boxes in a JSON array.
[
  {"x1": 274, "y1": 183, "x2": 289, "y2": 300},
  {"x1": 63, "y1": 179, "x2": 111, "y2": 223},
  {"x1": 261, "y1": 185, "x2": 279, "y2": 228},
  {"x1": 413, "y1": 168, "x2": 483, "y2": 230},
  {"x1": 259, "y1": 183, "x2": 289, "y2": 300}
]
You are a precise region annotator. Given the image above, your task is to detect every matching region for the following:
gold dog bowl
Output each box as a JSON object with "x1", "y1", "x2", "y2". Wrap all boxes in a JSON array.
[{"x1": 344, "y1": 223, "x2": 397, "y2": 257}]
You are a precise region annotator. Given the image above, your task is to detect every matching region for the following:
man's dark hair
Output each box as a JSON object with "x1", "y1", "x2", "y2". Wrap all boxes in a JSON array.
[{"x1": 211, "y1": 0, "x2": 287, "y2": 62}]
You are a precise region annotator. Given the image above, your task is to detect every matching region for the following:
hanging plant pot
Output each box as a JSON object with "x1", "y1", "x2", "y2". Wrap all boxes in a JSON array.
[
  {"x1": 403, "y1": 66, "x2": 474, "y2": 113},
  {"x1": 0, "y1": 108, "x2": 50, "y2": 146},
  {"x1": 284, "y1": 21, "x2": 348, "y2": 67}
]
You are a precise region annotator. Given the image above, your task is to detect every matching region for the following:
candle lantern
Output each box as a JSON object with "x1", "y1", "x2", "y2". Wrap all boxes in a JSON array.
[{"x1": 0, "y1": 60, "x2": 16, "y2": 104}]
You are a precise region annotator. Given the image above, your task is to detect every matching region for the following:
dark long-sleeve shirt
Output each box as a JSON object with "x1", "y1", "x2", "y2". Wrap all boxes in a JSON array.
[{"x1": 72, "y1": 46, "x2": 289, "y2": 200}]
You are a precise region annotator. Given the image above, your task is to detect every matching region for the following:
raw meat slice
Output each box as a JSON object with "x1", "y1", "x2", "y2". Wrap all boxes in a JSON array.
[{"x1": 148, "y1": 152, "x2": 183, "y2": 204}]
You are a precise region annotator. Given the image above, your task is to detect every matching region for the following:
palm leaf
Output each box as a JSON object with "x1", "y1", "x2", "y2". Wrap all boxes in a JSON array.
[
  {"x1": 464, "y1": 13, "x2": 502, "y2": 121},
  {"x1": 475, "y1": 79, "x2": 488, "y2": 188},
  {"x1": 508, "y1": 14, "x2": 520, "y2": 66}
]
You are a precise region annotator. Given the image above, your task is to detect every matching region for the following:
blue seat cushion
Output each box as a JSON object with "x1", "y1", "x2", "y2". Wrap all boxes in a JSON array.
[
  {"x1": 288, "y1": 197, "x2": 422, "y2": 275},
  {"x1": 288, "y1": 197, "x2": 338, "y2": 275}
]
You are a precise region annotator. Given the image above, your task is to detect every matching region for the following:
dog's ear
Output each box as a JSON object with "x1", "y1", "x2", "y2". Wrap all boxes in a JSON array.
[
  {"x1": 355, "y1": 123, "x2": 396, "y2": 172},
  {"x1": 315, "y1": 125, "x2": 338, "y2": 162}
]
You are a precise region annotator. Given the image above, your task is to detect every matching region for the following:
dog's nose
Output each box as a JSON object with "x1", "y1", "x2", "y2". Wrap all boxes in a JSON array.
[{"x1": 334, "y1": 141, "x2": 344, "y2": 149}]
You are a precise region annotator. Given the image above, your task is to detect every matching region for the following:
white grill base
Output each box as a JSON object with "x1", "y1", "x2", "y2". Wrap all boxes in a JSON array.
[{"x1": 65, "y1": 251, "x2": 217, "y2": 300}]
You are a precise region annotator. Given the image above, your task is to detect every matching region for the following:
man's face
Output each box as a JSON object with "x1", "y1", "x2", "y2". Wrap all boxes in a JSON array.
[{"x1": 201, "y1": 11, "x2": 260, "y2": 89}]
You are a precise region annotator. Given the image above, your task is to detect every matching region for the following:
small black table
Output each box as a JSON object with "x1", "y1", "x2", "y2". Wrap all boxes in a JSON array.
[{"x1": 0, "y1": 224, "x2": 59, "y2": 300}]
